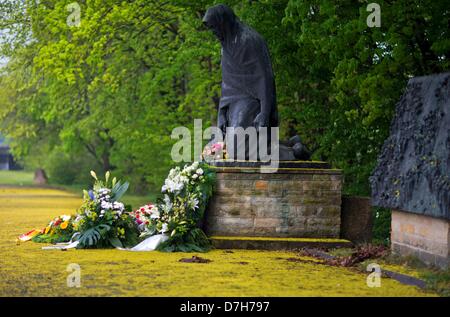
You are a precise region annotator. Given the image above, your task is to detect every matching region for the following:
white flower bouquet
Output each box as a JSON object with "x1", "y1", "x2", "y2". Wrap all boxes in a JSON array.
[{"x1": 131, "y1": 161, "x2": 215, "y2": 252}]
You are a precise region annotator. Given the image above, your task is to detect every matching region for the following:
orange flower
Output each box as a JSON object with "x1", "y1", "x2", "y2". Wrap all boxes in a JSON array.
[{"x1": 60, "y1": 221, "x2": 69, "y2": 230}]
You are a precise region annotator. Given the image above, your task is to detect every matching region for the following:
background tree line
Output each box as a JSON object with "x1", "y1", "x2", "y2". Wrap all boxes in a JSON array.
[{"x1": 0, "y1": 0, "x2": 448, "y2": 195}]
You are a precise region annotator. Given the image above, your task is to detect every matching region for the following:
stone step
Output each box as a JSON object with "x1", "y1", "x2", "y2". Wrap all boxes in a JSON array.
[{"x1": 209, "y1": 236, "x2": 352, "y2": 251}]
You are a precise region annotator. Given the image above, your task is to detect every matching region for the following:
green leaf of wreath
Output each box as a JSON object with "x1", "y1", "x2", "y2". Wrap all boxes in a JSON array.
[
  {"x1": 109, "y1": 236, "x2": 123, "y2": 248},
  {"x1": 77, "y1": 224, "x2": 111, "y2": 248}
]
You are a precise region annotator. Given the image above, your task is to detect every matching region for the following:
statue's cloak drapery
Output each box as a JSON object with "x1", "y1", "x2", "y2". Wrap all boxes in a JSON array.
[{"x1": 203, "y1": 5, "x2": 278, "y2": 127}]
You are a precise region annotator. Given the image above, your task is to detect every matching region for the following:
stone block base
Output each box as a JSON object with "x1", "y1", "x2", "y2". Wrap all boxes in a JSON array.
[
  {"x1": 210, "y1": 236, "x2": 352, "y2": 250},
  {"x1": 392, "y1": 210, "x2": 450, "y2": 268},
  {"x1": 205, "y1": 162, "x2": 342, "y2": 238}
]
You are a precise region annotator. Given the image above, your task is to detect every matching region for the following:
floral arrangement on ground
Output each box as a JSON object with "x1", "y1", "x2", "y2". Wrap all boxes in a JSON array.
[
  {"x1": 134, "y1": 161, "x2": 215, "y2": 252},
  {"x1": 19, "y1": 162, "x2": 215, "y2": 252}
]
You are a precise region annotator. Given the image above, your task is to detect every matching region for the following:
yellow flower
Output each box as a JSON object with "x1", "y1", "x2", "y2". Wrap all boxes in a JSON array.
[
  {"x1": 44, "y1": 226, "x2": 51, "y2": 234},
  {"x1": 60, "y1": 221, "x2": 69, "y2": 230}
]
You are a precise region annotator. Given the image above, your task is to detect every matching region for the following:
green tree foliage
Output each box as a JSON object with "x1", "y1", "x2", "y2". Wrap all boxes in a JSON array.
[
  {"x1": 281, "y1": 0, "x2": 449, "y2": 194},
  {"x1": 0, "y1": 0, "x2": 220, "y2": 191},
  {"x1": 0, "y1": 0, "x2": 448, "y2": 195}
]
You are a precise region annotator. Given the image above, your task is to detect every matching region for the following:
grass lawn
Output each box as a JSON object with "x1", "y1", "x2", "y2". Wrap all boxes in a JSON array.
[
  {"x1": 0, "y1": 186, "x2": 438, "y2": 296},
  {"x1": 0, "y1": 170, "x2": 34, "y2": 186},
  {"x1": 0, "y1": 170, "x2": 154, "y2": 210}
]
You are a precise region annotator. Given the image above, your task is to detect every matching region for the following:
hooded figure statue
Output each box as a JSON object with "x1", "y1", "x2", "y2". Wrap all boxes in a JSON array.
[
  {"x1": 203, "y1": 4, "x2": 278, "y2": 134},
  {"x1": 203, "y1": 4, "x2": 310, "y2": 161}
]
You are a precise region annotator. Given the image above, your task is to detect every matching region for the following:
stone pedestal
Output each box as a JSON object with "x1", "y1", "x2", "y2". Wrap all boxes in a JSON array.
[
  {"x1": 205, "y1": 161, "x2": 343, "y2": 238},
  {"x1": 392, "y1": 210, "x2": 450, "y2": 268},
  {"x1": 370, "y1": 73, "x2": 450, "y2": 269}
]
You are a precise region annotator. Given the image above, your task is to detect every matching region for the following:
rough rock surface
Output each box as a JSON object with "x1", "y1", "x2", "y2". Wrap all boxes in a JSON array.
[{"x1": 370, "y1": 73, "x2": 450, "y2": 220}]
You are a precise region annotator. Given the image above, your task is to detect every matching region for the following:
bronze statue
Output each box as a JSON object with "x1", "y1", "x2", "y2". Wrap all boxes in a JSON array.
[{"x1": 203, "y1": 4, "x2": 310, "y2": 160}]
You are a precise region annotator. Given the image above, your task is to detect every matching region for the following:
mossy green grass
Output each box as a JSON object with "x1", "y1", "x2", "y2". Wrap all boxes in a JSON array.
[{"x1": 0, "y1": 187, "x2": 437, "y2": 296}]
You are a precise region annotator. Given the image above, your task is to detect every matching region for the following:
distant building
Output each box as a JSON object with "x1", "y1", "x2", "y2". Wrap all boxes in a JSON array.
[{"x1": 0, "y1": 134, "x2": 16, "y2": 170}]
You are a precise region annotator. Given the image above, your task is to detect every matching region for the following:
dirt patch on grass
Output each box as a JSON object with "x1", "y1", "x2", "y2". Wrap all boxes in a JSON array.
[{"x1": 179, "y1": 256, "x2": 212, "y2": 263}]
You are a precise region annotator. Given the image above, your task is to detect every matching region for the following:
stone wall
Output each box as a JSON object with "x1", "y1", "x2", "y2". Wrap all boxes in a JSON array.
[
  {"x1": 392, "y1": 210, "x2": 450, "y2": 268},
  {"x1": 205, "y1": 167, "x2": 342, "y2": 238},
  {"x1": 340, "y1": 196, "x2": 373, "y2": 243}
]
